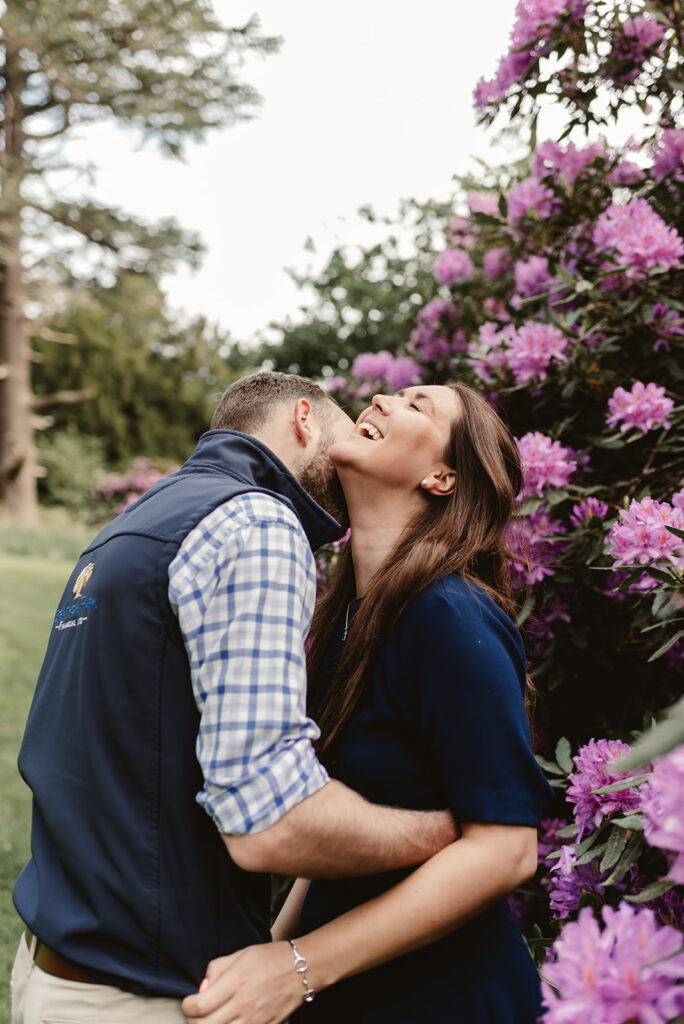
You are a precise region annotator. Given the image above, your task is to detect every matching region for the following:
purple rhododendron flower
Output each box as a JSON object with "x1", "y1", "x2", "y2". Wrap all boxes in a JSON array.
[
  {"x1": 517, "y1": 432, "x2": 577, "y2": 497},
  {"x1": 384, "y1": 356, "x2": 421, "y2": 392},
  {"x1": 608, "y1": 497, "x2": 684, "y2": 569},
  {"x1": 593, "y1": 198, "x2": 684, "y2": 274},
  {"x1": 467, "y1": 191, "x2": 500, "y2": 216},
  {"x1": 351, "y1": 351, "x2": 395, "y2": 381},
  {"x1": 474, "y1": 0, "x2": 586, "y2": 111},
  {"x1": 528, "y1": 592, "x2": 572, "y2": 653},
  {"x1": 409, "y1": 299, "x2": 464, "y2": 364},
  {"x1": 538, "y1": 817, "x2": 571, "y2": 866},
  {"x1": 508, "y1": 322, "x2": 570, "y2": 384},
  {"x1": 672, "y1": 487, "x2": 684, "y2": 512},
  {"x1": 532, "y1": 139, "x2": 604, "y2": 186},
  {"x1": 468, "y1": 322, "x2": 513, "y2": 383},
  {"x1": 641, "y1": 743, "x2": 684, "y2": 884},
  {"x1": 606, "y1": 15, "x2": 666, "y2": 85},
  {"x1": 607, "y1": 381, "x2": 674, "y2": 434},
  {"x1": 652, "y1": 302, "x2": 684, "y2": 352},
  {"x1": 483, "y1": 247, "x2": 511, "y2": 278},
  {"x1": 652, "y1": 129, "x2": 684, "y2": 183},
  {"x1": 569, "y1": 497, "x2": 609, "y2": 527},
  {"x1": 514, "y1": 255, "x2": 553, "y2": 297},
  {"x1": 542, "y1": 904, "x2": 684, "y2": 1024},
  {"x1": 507, "y1": 509, "x2": 567, "y2": 587},
  {"x1": 607, "y1": 159, "x2": 646, "y2": 186},
  {"x1": 547, "y1": 844, "x2": 605, "y2": 919},
  {"x1": 566, "y1": 737, "x2": 641, "y2": 836},
  {"x1": 508, "y1": 177, "x2": 556, "y2": 225},
  {"x1": 434, "y1": 248, "x2": 474, "y2": 286}
]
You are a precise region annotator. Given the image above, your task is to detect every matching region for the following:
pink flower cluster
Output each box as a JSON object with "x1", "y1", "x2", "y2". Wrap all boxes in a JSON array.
[
  {"x1": 528, "y1": 591, "x2": 571, "y2": 653},
  {"x1": 542, "y1": 904, "x2": 684, "y2": 1024},
  {"x1": 517, "y1": 431, "x2": 577, "y2": 498},
  {"x1": 508, "y1": 322, "x2": 570, "y2": 384},
  {"x1": 652, "y1": 129, "x2": 684, "y2": 183},
  {"x1": 507, "y1": 178, "x2": 555, "y2": 225},
  {"x1": 351, "y1": 351, "x2": 421, "y2": 393},
  {"x1": 547, "y1": 844, "x2": 605, "y2": 919},
  {"x1": 483, "y1": 247, "x2": 511, "y2": 278},
  {"x1": 607, "y1": 381, "x2": 674, "y2": 434},
  {"x1": 569, "y1": 496, "x2": 608, "y2": 527},
  {"x1": 434, "y1": 247, "x2": 474, "y2": 286},
  {"x1": 593, "y1": 198, "x2": 684, "y2": 274},
  {"x1": 641, "y1": 743, "x2": 684, "y2": 884},
  {"x1": 474, "y1": 0, "x2": 585, "y2": 112},
  {"x1": 652, "y1": 302, "x2": 684, "y2": 352},
  {"x1": 608, "y1": 497, "x2": 684, "y2": 569},
  {"x1": 607, "y1": 15, "x2": 665, "y2": 84},
  {"x1": 409, "y1": 298, "x2": 465, "y2": 364},
  {"x1": 507, "y1": 509, "x2": 567, "y2": 587},
  {"x1": 93, "y1": 458, "x2": 172, "y2": 514},
  {"x1": 467, "y1": 191, "x2": 500, "y2": 217},
  {"x1": 514, "y1": 255, "x2": 553, "y2": 297},
  {"x1": 566, "y1": 737, "x2": 641, "y2": 836},
  {"x1": 532, "y1": 139, "x2": 604, "y2": 186},
  {"x1": 467, "y1": 323, "x2": 513, "y2": 383}
]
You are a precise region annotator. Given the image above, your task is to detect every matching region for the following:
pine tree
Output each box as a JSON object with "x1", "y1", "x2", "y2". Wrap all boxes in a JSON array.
[{"x1": 0, "y1": 0, "x2": 279, "y2": 519}]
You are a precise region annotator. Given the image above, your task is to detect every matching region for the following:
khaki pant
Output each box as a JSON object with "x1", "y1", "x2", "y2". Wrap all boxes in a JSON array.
[{"x1": 11, "y1": 932, "x2": 187, "y2": 1024}]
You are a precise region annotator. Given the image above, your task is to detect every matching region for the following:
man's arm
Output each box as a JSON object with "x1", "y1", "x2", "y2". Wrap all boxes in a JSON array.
[
  {"x1": 224, "y1": 781, "x2": 457, "y2": 877},
  {"x1": 170, "y1": 495, "x2": 455, "y2": 876}
]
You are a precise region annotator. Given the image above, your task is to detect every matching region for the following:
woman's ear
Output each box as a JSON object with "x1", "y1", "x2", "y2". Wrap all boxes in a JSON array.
[
  {"x1": 421, "y1": 466, "x2": 456, "y2": 497},
  {"x1": 293, "y1": 398, "x2": 314, "y2": 447}
]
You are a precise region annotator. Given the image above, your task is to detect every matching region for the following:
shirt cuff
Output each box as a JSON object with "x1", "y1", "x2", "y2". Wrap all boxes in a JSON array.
[{"x1": 197, "y1": 738, "x2": 330, "y2": 835}]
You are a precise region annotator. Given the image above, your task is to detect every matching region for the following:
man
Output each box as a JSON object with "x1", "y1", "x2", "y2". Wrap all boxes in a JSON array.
[{"x1": 12, "y1": 372, "x2": 455, "y2": 1024}]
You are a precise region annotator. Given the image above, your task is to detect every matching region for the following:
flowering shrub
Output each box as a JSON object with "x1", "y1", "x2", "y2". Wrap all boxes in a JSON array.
[
  {"x1": 317, "y1": 0, "x2": 684, "y2": 1008},
  {"x1": 92, "y1": 457, "x2": 177, "y2": 517}
]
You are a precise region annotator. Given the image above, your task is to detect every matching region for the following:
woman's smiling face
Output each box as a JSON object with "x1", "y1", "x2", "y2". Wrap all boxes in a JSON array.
[{"x1": 331, "y1": 385, "x2": 460, "y2": 490}]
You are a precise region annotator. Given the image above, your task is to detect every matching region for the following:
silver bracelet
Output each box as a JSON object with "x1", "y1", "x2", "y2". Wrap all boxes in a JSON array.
[{"x1": 289, "y1": 939, "x2": 316, "y2": 1003}]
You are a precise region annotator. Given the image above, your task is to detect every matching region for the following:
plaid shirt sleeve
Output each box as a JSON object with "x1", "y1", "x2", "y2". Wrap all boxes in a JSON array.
[{"x1": 168, "y1": 492, "x2": 330, "y2": 835}]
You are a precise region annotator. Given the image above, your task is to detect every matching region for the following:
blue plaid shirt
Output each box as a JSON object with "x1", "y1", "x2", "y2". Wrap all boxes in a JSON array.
[{"x1": 168, "y1": 492, "x2": 330, "y2": 835}]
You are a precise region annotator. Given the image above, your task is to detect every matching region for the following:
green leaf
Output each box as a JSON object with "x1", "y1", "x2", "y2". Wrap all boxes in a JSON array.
[
  {"x1": 535, "y1": 755, "x2": 565, "y2": 775},
  {"x1": 647, "y1": 631, "x2": 684, "y2": 663},
  {"x1": 625, "y1": 878, "x2": 677, "y2": 903},
  {"x1": 665, "y1": 525, "x2": 684, "y2": 540},
  {"x1": 592, "y1": 772, "x2": 650, "y2": 794},
  {"x1": 615, "y1": 702, "x2": 684, "y2": 770},
  {"x1": 599, "y1": 828, "x2": 628, "y2": 872},
  {"x1": 555, "y1": 737, "x2": 573, "y2": 774},
  {"x1": 603, "y1": 832, "x2": 646, "y2": 886},
  {"x1": 610, "y1": 815, "x2": 644, "y2": 830}
]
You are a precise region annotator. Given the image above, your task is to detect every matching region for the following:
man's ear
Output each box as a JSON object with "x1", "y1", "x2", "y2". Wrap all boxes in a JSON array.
[
  {"x1": 293, "y1": 397, "x2": 315, "y2": 447},
  {"x1": 421, "y1": 466, "x2": 456, "y2": 497}
]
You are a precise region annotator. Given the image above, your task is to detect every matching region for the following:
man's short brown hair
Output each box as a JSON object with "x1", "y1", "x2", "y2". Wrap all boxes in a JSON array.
[{"x1": 211, "y1": 371, "x2": 338, "y2": 435}]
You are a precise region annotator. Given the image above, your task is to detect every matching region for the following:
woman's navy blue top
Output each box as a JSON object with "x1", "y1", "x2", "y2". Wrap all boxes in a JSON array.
[{"x1": 292, "y1": 574, "x2": 552, "y2": 1024}]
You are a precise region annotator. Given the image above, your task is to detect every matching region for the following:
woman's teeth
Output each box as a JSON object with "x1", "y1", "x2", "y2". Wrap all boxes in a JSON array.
[{"x1": 359, "y1": 423, "x2": 382, "y2": 440}]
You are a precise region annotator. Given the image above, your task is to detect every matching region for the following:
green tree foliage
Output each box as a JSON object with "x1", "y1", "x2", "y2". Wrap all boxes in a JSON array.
[
  {"x1": 0, "y1": 0, "x2": 280, "y2": 520},
  {"x1": 251, "y1": 200, "x2": 454, "y2": 379},
  {"x1": 33, "y1": 271, "x2": 238, "y2": 464}
]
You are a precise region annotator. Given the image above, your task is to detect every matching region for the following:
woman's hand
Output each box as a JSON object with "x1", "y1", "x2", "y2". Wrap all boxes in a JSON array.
[{"x1": 182, "y1": 940, "x2": 306, "y2": 1024}]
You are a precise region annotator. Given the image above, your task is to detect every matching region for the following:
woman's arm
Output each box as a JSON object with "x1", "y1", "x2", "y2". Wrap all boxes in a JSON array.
[
  {"x1": 270, "y1": 878, "x2": 310, "y2": 942},
  {"x1": 183, "y1": 822, "x2": 537, "y2": 1024}
]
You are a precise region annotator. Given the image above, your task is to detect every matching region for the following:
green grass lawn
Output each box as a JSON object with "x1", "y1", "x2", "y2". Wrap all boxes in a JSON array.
[{"x1": 0, "y1": 528, "x2": 83, "y2": 1024}]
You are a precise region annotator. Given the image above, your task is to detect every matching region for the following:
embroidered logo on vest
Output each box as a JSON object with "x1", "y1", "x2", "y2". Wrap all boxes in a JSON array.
[{"x1": 73, "y1": 562, "x2": 94, "y2": 598}]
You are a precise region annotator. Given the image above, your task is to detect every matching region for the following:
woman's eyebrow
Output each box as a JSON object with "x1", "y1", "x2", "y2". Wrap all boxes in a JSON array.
[{"x1": 397, "y1": 389, "x2": 435, "y2": 410}]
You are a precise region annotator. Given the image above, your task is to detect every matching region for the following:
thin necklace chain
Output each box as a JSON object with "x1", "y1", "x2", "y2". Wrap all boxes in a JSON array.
[{"x1": 342, "y1": 597, "x2": 362, "y2": 641}]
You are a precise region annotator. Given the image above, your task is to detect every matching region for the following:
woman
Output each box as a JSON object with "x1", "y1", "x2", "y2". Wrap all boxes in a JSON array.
[{"x1": 183, "y1": 382, "x2": 553, "y2": 1024}]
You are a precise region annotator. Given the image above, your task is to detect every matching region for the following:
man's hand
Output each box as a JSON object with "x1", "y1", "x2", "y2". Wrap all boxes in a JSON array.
[
  {"x1": 224, "y1": 780, "x2": 458, "y2": 878},
  {"x1": 182, "y1": 942, "x2": 302, "y2": 1024}
]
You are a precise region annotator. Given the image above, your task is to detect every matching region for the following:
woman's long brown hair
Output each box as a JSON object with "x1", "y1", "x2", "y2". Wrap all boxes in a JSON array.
[{"x1": 307, "y1": 381, "x2": 531, "y2": 761}]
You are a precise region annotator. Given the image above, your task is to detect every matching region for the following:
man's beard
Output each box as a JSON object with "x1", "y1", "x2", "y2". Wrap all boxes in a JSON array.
[{"x1": 298, "y1": 442, "x2": 349, "y2": 534}]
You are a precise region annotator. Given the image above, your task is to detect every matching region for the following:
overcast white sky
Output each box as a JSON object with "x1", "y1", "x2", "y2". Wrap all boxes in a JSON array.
[{"x1": 63, "y1": 1, "x2": 540, "y2": 341}]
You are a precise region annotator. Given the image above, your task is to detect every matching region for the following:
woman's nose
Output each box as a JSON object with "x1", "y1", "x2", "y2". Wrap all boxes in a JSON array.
[{"x1": 372, "y1": 393, "x2": 391, "y2": 415}]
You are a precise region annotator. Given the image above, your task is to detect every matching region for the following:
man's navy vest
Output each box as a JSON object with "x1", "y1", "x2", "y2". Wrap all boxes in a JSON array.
[{"x1": 14, "y1": 430, "x2": 339, "y2": 997}]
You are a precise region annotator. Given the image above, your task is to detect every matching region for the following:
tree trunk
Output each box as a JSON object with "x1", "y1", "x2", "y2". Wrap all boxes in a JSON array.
[{"x1": 0, "y1": 37, "x2": 37, "y2": 523}]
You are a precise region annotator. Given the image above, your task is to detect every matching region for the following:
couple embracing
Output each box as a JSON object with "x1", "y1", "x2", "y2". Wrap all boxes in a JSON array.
[{"x1": 12, "y1": 371, "x2": 551, "y2": 1024}]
